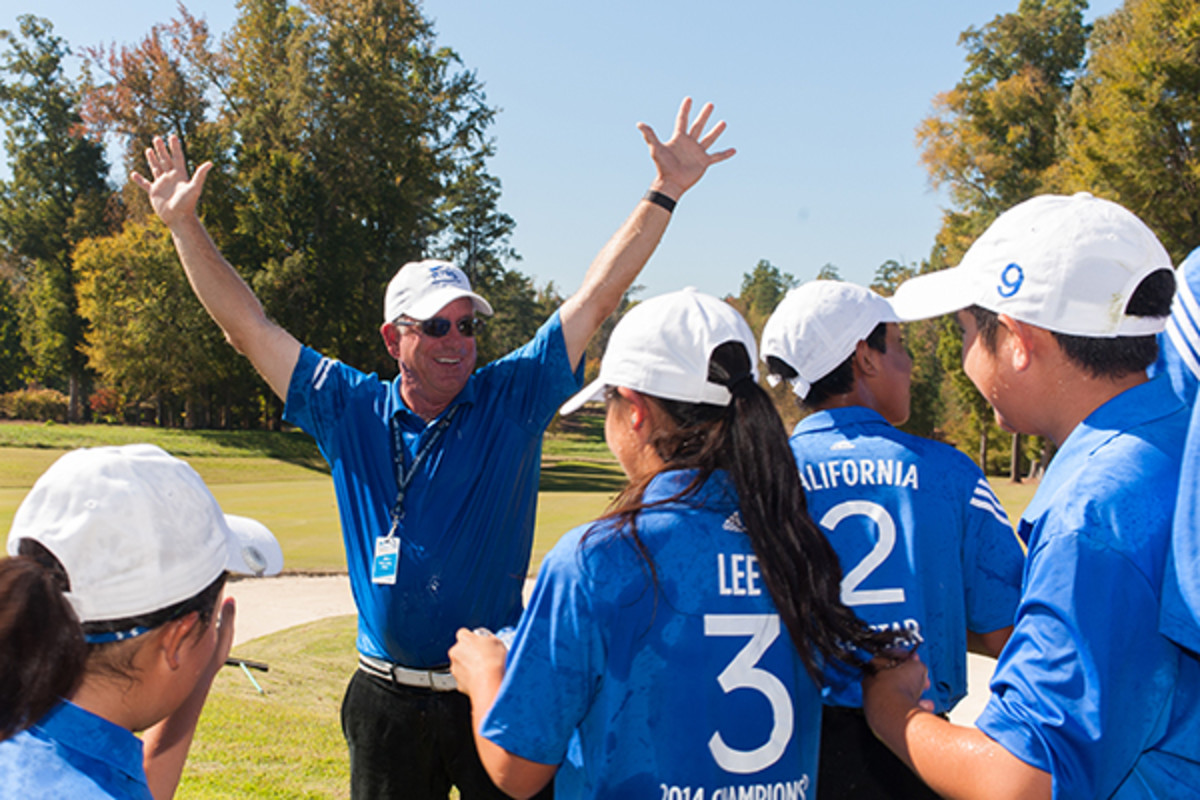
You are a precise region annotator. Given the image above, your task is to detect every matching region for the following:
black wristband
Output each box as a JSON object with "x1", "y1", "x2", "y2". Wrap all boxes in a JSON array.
[{"x1": 643, "y1": 190, "x2": 677, "y2": 213}]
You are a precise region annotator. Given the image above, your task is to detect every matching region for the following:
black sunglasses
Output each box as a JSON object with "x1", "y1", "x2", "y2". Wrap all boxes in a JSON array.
[{"x1": 397, "y1": 316, "x2": 485, "y2": 338}]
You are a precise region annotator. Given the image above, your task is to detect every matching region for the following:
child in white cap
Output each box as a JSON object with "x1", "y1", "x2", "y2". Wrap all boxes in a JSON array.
[
  {"x1": 448, "y1": 288, "x2": 893, "y2": 799},
  {"x1": 863, "y1": 193, "x2": 1200, "y2": 798},
  {"x1": 0, "y1": 443, "x2": 283, "y2": 799},
  {"x1": 760, "y1": 280, "x2": 1024, "y2": 800}
]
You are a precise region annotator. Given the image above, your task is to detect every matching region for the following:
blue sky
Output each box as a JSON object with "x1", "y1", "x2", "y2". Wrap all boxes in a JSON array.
[{"x1": 6, "y1": 0, "x2": 1123, "y2": 300}]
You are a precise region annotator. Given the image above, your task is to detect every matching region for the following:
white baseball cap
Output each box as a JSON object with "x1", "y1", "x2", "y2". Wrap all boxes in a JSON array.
[
  {"x1": 7, "y1": 444, "x2": 284, "y2": 626},
  {"x1": 560, "y1": 287, "x2": 758, "y2": 415},
  {"x1": 760, "y1": 281, "x2": 899, "y2": 399},
  {"x1": 889, "y1": 192, "x2": 1172, "y2": 337},
  {"x1": 383, "y1": 259, "x2": 494, "y2": 323}
]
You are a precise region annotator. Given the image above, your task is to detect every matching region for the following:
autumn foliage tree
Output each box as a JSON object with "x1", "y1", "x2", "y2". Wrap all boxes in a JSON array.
[
  {"x1": 0, "y1": 16, "x2": 111, "y2": 421},
  {"x1": 1052, "y1": 0, "x2": 1200, "y2": 263}
]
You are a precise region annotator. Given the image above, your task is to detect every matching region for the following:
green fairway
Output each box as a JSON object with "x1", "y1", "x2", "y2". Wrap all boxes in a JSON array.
[
  {"x1": 0, "y1": 421, "x2": 1039, "y2": 574},
  {"x1": 0, "y1": 421, "x2": 623, "y2": 575}
]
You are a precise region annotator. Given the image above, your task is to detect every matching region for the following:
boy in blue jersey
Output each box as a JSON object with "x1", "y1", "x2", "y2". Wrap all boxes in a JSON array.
[
  {"x1": 760, "y1": 280, "x2": 1024, "y2": 800},
  {"x1": 135, "y1": 99, "x2": 735, "y2": 799},
  {"x1": 865, "y1": 192, "x2": 1200, "y2": 798}
]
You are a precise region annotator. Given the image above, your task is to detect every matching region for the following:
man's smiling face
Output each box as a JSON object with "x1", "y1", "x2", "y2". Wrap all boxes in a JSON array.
[{"x1": 389, "y1": 297, "x2": 478, "y2": 419}]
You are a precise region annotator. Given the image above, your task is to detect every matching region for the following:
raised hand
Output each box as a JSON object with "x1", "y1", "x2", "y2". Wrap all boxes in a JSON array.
[
  {"x1": 131, "y1": 134, "x2": 214, "y2": 229},
  {"x1": 637, "y1": 97, "x2": 736, "y2": 200}
]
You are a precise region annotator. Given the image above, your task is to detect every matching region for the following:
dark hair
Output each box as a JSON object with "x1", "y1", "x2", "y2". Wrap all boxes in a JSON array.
[
  {"x1": 767, "y1": 323, "x2": 888, "y2": 410},
  {"x1": 0, "y1": 540, "x2": 226, "y2": 742},
  {"x1": 600, "y1": 341, "x2": 891, "y2": 680},
  {"x1": 0, "y1": 541, "x2": 86, "y2": 741},
  {"x1": 967, "y1": 268, "x2": 1175, "y2": 378}
]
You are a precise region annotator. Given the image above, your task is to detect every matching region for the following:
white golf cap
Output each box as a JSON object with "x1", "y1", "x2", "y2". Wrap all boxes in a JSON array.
[
  {"x1": 7, "y1": 444, "x2": 284, "y2": 625},
  {"x1": 560, "y1": 287, "x2": 758, "y2": 415},
  {"x1": 890, "y1": 193, "x2": 1172, "y2": 337},
  {"x1": 383, "y1": 259, "x2": 493, "y2": 323},
  {"x1": 760, "y1": 281, "x2": 899, "y2": 399}
]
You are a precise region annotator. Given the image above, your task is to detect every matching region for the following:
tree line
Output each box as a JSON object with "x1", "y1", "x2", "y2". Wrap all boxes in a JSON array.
[
  {"x1": 2, "y1": 0, "x2": 1199, "y2": 478},
  {"x1": 0, "y1": 0, "x2": 556, "y2": 430}
]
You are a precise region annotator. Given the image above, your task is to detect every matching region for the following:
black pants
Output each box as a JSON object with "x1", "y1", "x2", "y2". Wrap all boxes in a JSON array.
[
  {"x1": 341, "y1": 668, "x2": 554, "y2": 799},
  {"x1": 817, "y1": 706, "x2": 942, "y2": 800}
]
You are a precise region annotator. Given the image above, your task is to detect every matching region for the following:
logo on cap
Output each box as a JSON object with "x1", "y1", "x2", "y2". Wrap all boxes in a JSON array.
[
  {"x1": 997, "y1": 263, "x2": 1024, "y2": 298},
  {"x1": 429, "y1": 264, "x2": 461, "y2": 287}
]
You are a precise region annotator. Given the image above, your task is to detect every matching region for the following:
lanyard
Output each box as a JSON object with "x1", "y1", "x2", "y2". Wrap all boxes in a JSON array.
[{"x1": 388, "y1": 404, "x2": 459, "y2": 536}]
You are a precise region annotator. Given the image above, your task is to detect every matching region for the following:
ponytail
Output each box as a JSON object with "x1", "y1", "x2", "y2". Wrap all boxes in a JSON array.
[
  {"x1": 710, "y1": 343, "x2": 888, "y2": 679},
  {"x1": 0, "y1": 541, "x2": 87, "y2": 741}
]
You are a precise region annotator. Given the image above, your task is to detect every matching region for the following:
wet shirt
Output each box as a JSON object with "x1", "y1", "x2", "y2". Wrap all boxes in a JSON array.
[
  {"x1": 284, "y1": 311, "x2": 582, "y2": 668},
  {"x1": 483, "y1": 470, "x2": 823, "y2": 799},
  {"x1": 789, "y1": 406, "x2": 1024, "y2": 713},
  {"x1": 978, "y1": 376, "x2": 1200, "y2": 798}
]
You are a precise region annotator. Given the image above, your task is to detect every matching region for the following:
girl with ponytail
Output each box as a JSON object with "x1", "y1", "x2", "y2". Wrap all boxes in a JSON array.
[
  {"x1": 0, "y1": 444, "x2": 282, "y2": 798},
  {"x1": 450, "y1": 289, "x2": 894, "y2": 799}
]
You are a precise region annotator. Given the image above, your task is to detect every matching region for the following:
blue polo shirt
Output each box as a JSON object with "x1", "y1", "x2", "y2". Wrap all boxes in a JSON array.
[
  {"x1": 0, "y1": 700, "x2": 151, "y2": 799},
  {"x1": 1151, "y1": 246, "x2": 1200, "y2": 405},
  {"x1": 483, "y1": 470, "x2": 822, "y2": 799},
  {"x1": 977, "y1": 376, "x2": 1200, "y2": 798},
  {"x1": 284, "y1": 311, "x2": 582, "y2": 668},
  {"x1": 789, "y1": 406, "x2": 1023, "y2": 714}
]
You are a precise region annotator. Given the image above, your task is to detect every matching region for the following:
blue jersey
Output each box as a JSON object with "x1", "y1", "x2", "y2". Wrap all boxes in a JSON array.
[
  {"x1": 1151, "y1": 247, "x2": 1200, "y2": 405},
  {"x1": 789, "y1": 406, "x2": 1024, "y2": 713},
  {"x1": 482, "y1": 470, "x2": 822, "y2": 799},
  {"x1": 284, "y1": 311, "x2": 582, "y2": 667},
  {"x1": 0, "y1": 700, "x2": 151, "y2": 799},
  {"x1": 977, "y1": 377, "x2": 1200, "y2": 798},
  {"x1": 1163, "y1": 395, "x2": 1200, "y2": 655}
]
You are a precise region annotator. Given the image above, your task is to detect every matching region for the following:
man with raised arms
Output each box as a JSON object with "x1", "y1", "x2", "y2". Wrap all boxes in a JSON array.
[{"x1": 134, "y1": 98, "x2": 734, "y2": 800}]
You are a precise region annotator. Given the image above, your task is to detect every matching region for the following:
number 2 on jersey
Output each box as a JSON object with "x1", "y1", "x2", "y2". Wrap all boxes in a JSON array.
[{"x1": 818, "y1": 500, "x2": 906, "y2": 607}]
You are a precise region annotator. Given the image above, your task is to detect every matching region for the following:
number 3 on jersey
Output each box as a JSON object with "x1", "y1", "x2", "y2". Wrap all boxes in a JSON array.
[
  {"x1": 704, "y1": 614, "x2": 792, "y2": 774},
  {"x1": 818, "y1": 500, "x2": 905, "y2": 607}
]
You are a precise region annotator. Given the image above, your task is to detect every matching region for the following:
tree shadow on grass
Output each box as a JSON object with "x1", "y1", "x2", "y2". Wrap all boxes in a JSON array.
[{"x1": 540, "y1": 459, "x2": 626, "y2": 493}]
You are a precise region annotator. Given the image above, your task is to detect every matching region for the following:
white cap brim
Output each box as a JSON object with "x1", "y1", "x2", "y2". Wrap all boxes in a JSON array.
[
  {"x1": 889, "y1": 267, "x2": 981, "y2": 322},
  {"x1": 224, "y1": 515, "x2": 284, "y2": 577},
  {"x1": 560, "y1": 378, "x2": 606, "y2": 416}
]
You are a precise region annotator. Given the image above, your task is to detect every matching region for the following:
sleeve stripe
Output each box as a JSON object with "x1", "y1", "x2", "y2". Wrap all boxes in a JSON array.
[
  {"x1": 970, "y1": 497, "x2": 1011, "y2": 526},
  {"x1": 1168, "y1": 272, "x2": 1200, "y2": 377},
  {"x1": 971, "y1": 481, "x2": 1011, "y2": 526},
  {"x1": 312, "y1": 357, "x2": 336, "y2": 391}
]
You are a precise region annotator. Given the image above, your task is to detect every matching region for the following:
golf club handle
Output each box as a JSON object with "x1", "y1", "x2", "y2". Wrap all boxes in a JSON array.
[{"x1": 225, "y1": 657, "x2": 269, "y2": 672}]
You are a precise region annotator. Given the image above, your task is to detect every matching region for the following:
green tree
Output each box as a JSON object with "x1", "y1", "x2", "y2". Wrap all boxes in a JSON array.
[
  {"x1": 0, "y1": 16, "x2": 111, "y2": 421},
  {"x1": 918, "y1": 0, "x2": 1089, "y2": 223},
  {"x1": 0, "y1": 273, "x2": 30, "y2": 391},
  {"x1": 436, "y1": 148, "x2": 537, "y2": 365},
  {"x1": 229, "y1": 0, "x2": 500, "y2": 378},
  {"x1": 869, "y1": 258, "x2": 916, "y2": 297},
  {"x1": 75, "y1": 220, "x2": 232, "y2": 426},
  {"x1": 1054, "y1": 0, "x2": 1200, "y2": 262},
  {"x1": 739, "y1": 259, "x2": 797, "y2": 329},
  {"x1": 815, "y1": 262, "x2": 841, "y2": 281}
]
